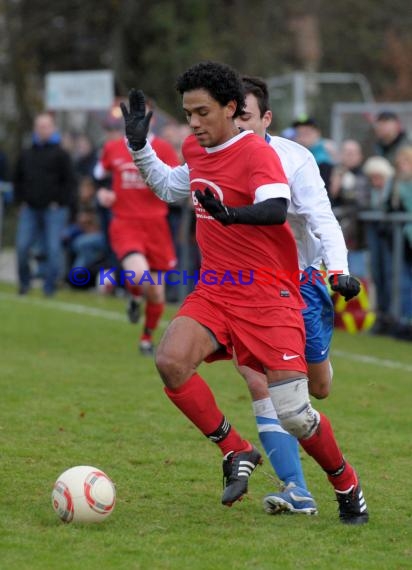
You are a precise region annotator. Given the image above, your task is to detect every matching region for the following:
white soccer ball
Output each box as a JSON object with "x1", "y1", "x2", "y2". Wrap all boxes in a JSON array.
[{"x1": 51, "y1": 465, "x2": 116, "y2": 523}]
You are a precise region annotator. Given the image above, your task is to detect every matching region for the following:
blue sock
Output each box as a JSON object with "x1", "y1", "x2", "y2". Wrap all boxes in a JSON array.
[{"x1": 253, "y1": 398, "x2": 307, "y2": 489}]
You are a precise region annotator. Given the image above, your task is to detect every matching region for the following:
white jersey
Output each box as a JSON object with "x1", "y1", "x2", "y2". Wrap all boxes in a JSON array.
[
  {"x1": 267, "y1": 135, "x2": 348, "y2": 273},
  {"x1": 129, "y1": 133, "x2": 349, "y2": 274}
]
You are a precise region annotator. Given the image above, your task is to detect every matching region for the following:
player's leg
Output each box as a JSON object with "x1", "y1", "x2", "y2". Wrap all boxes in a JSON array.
[
  {"x1": 16, "y1": 205, "x2": 39, "y2": 294},
  {"x1": 296, "y1": 271, "x2": 367, "y2": 522},
  {"x1": 231, "y1": 305, "x2": 316, "y2": 514},
  {"x1": 301, "y1": 267, "x2": 334, "y2": 399},
  {"x1": 43, "y1": 205, "x2": 69, "y2": 296},
  {"x1": 121, "y1": 250, "x2": 147, "y2": 321},
  {"x1": 157, "y1": 298, "x2": 262, "y2": 506},
  {"x1": 235, "y1": 358, "x2": 316, "y2": 515},
  {"x1": 121, "y1": 252, "x2": 166, "y2": 354},
  {"x1": 108, "y1": 218, "x2": 146, "y2": 325},
  {"x1": 138, "y1": 272, "x2": 166, "y2": 355},
  {"x1": 138, "y1": 215, "x2": 177, "y2": 354},
  {"x1": 267, "y1": 372, "x2": 368, "y2": 524},
  {"x1": 307, "y1": 359, "x2": 333, "y2": 399}
]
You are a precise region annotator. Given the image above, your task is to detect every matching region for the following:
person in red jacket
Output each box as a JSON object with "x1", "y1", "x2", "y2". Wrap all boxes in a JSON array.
[{"x1": 94, "y1": 106, "x2": 180, "y2": 355}]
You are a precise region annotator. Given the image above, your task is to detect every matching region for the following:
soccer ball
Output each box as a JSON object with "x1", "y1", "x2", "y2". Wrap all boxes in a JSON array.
[{"x1": 51, "y1": 465, "x2": 116, "y2": 523}]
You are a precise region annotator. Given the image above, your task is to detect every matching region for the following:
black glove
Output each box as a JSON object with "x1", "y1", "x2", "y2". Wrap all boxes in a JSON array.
[
  {"x1": 120, "y1": 89, "x2": 153, "y2": 151},
  {"x1": 329, "y1": 274, "x2": 361, "y2": 301},
  {"x1": 194, "y1": 188, "x2": 238, "y2": 225}
]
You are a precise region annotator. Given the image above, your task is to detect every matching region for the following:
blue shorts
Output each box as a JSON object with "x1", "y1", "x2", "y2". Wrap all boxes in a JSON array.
[{"x1": 300, "y1": 267, "x2": 334, "y2": 363}]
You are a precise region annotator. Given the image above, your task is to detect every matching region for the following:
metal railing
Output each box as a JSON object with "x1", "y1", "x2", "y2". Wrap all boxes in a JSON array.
[{"x1": 339, "y1": 210, "x2": 412, "y2": 321}]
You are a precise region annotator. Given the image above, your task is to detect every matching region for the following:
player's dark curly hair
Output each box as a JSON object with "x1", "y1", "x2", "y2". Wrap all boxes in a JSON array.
[
  {"x1": 176, "y1": 61, "x2": 245, "y2": 118},
  {"x1": 241, "y1": 75, "x2": 270, "y2": 118}
]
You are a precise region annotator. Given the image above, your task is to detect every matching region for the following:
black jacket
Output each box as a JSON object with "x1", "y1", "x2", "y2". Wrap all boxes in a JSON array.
[
  {"x1": 375, "y1": 131, "x2": 412, "y2": 165},
  {"x1": 14, "y1": 142, "x2": 76, "y2": 209}
]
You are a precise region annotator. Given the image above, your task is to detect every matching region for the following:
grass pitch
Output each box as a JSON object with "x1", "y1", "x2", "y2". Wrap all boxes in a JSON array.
[{"x1": 0, "y1": 282, "x2": 411, "y2": 570}]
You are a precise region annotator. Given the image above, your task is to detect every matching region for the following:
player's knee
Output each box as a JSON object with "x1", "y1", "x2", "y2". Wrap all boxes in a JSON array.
[
  {"x1": 155, "y1": 346, "x2": 189, "y2": 389},
  {"x1": 279, "y1": 403, "x2": 320, "y2": 439},
  {"x1": 269, "y1": 377, "x2": 320, "y2": 439}
]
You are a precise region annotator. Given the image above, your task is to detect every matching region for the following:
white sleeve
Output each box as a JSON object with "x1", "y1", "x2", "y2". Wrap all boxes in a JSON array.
[
  {"x1": 254, "y1": 183, "x2": 290, "y2": 204},
  {"x1": 128, "y1": 141, "x2": 190, "y2": 203},
  {"x1": 291, "y1": 154, "x2": 349, "y2": 275}
]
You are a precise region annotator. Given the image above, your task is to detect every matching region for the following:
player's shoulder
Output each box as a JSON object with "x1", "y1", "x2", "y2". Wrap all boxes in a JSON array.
[
  {"x1": 269, "y1": 135, "x2": 313, "y2": 159},
  {"x1": 242, "y1": 131, "x2": 268, "y2": 149},
  {"x1": 241, "y1": 131, "x2": 277, "y2": 159}
]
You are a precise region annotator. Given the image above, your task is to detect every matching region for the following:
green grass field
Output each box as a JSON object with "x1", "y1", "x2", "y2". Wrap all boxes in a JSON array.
[{"x1": 1, "y1": 282, "x2": 411, "y2": 570}]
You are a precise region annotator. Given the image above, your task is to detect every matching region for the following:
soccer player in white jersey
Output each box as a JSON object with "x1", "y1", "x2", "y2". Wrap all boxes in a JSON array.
[
  {"x1": 120, "y1": 63, "x2": 368, "y2": 524},
  {"x1": 234, "y1": 75, "x2": 360, "y2": 515}
]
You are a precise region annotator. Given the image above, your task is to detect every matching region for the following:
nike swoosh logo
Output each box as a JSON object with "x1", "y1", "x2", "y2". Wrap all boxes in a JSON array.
[
  {"x1": 282, "y1": 354, "x2": 300, "y2": 361},
  {"x1": 320, "y1": 349, "x2": 328, "y2": 355}
]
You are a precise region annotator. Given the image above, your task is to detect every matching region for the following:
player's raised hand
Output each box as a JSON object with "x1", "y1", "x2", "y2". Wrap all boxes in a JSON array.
[
  {"x1": 120, "y1": 89, "x2": 153, "y2": 151},
  {"x1": 329, "y1": 274, "x2": 361, "y2": 301},
  {"x1": 194, "y1": 188, "x2": 238, "y2": 225}
]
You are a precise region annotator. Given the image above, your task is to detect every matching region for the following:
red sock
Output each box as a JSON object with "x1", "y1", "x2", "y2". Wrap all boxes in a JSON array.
[
  {"x1": 125, "y1": 282, "x2": 143, "y2": 298},
  {"x1": 164, "y1": 373, "x2": 250, "y2": 456},
  {"x1": 299, "y1": 413, "x2": 358, "y2": 492},
  {"x1": 144, "y1": 301, "x2": 164, "y2": 335}
]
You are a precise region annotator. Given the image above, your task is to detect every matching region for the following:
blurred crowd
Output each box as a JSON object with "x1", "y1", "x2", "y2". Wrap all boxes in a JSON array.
[
  {"x1": 289, "y1": 111, "x2": 412, "y2": 339},
  {"x1": 1, "y1": 106, "x2": 412, "y2": 339}
]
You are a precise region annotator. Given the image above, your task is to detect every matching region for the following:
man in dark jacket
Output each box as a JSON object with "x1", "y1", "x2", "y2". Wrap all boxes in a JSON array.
[
  {"x1": 373, "y1": 110, "x2": 412, "y2": 165},
  {"x1": 14, "y1": 112, "x2": 76, "y2": 295}
]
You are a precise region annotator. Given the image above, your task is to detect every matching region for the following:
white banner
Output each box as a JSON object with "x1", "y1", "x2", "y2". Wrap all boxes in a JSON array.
[{"x1": 45, "y1": 70, "x2": 114, "y2": 111}]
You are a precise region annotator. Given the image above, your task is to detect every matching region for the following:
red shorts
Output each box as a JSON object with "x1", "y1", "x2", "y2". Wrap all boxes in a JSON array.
[
  {"x1": 109, "y1": 216, "x2": 177, "y2": 271},
  {"x1": 177, "y1": 291, "x2": 307, "y2": 374}
]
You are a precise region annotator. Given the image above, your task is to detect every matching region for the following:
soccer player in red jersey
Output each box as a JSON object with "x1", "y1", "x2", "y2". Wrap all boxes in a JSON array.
[
  {"x1": 121, "y1": 62, "x2": 368, "y2": 523},
  {"x1": 94, "y1": 108, "x2": 180, "y2": 355}
]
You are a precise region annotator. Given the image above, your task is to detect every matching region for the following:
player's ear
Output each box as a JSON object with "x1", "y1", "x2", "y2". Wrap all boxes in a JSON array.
[
  {"x1": 226, "y1": 100, "x2": 237, "y2": 119},
  {"x1": 263, "y1": 110, "x2": 272, "y2": 130}
]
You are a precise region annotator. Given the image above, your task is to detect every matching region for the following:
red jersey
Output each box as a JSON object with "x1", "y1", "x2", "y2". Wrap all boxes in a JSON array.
[
  {"x1": 183, "y1": 131, "x2": 304, "y2": 309},
  {"x1": 100, "y1": 135, "x2": 180, "y2": 219}
]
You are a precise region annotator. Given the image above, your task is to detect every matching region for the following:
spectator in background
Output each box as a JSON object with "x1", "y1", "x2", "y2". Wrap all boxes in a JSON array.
[
  {"x1": 63, "y1": 176, "x2": 106, "y2": 282},
  {"x1": 0, "y1": 146, "x2": 12, "y2": 248},
  {"x1": 373, "y1": 111, "x2": 412, "y2": 165},
  {"x1": 292, "y1": 116, "x2": 335, "y2": 193},
  {"x1": 67, "y1": 206, "x2": 106, "y2": 273},
  {"x1": 160, "y1": 123, "x2": 185, "y2": 163},
  {"x1": 0, "y1": 146, "x2": 9, "y2": 182},
  {"x1": 14, "y1": 112, "x2": 76, "y2": 296},
  {"x1": 386, "y1": 146, "x2": 412, "y2": 339},
  {"x1": 77, "y1": 175, "x2": 97, "y2": 209},
  {"x1": 329, "y1": 139, "x2": 369, "y2": 277},
  {"x1": 363, "y1": 156, "x2": 394, "y2": 335},
  {"x1": 73, "y1": 134, "x2": 98, "y2": 179}
]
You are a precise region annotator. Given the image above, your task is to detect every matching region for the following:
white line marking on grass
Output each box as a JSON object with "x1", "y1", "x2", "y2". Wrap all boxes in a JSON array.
[
  {"x1": 332, "y1": 349, "x2": 412, "y2": 373},
  {"x1": 1, "y1": 292, "x2": 411, "y2": 370},
  {"x1": 0, "y1": 292, "x2": 170, "y2": 326}
]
